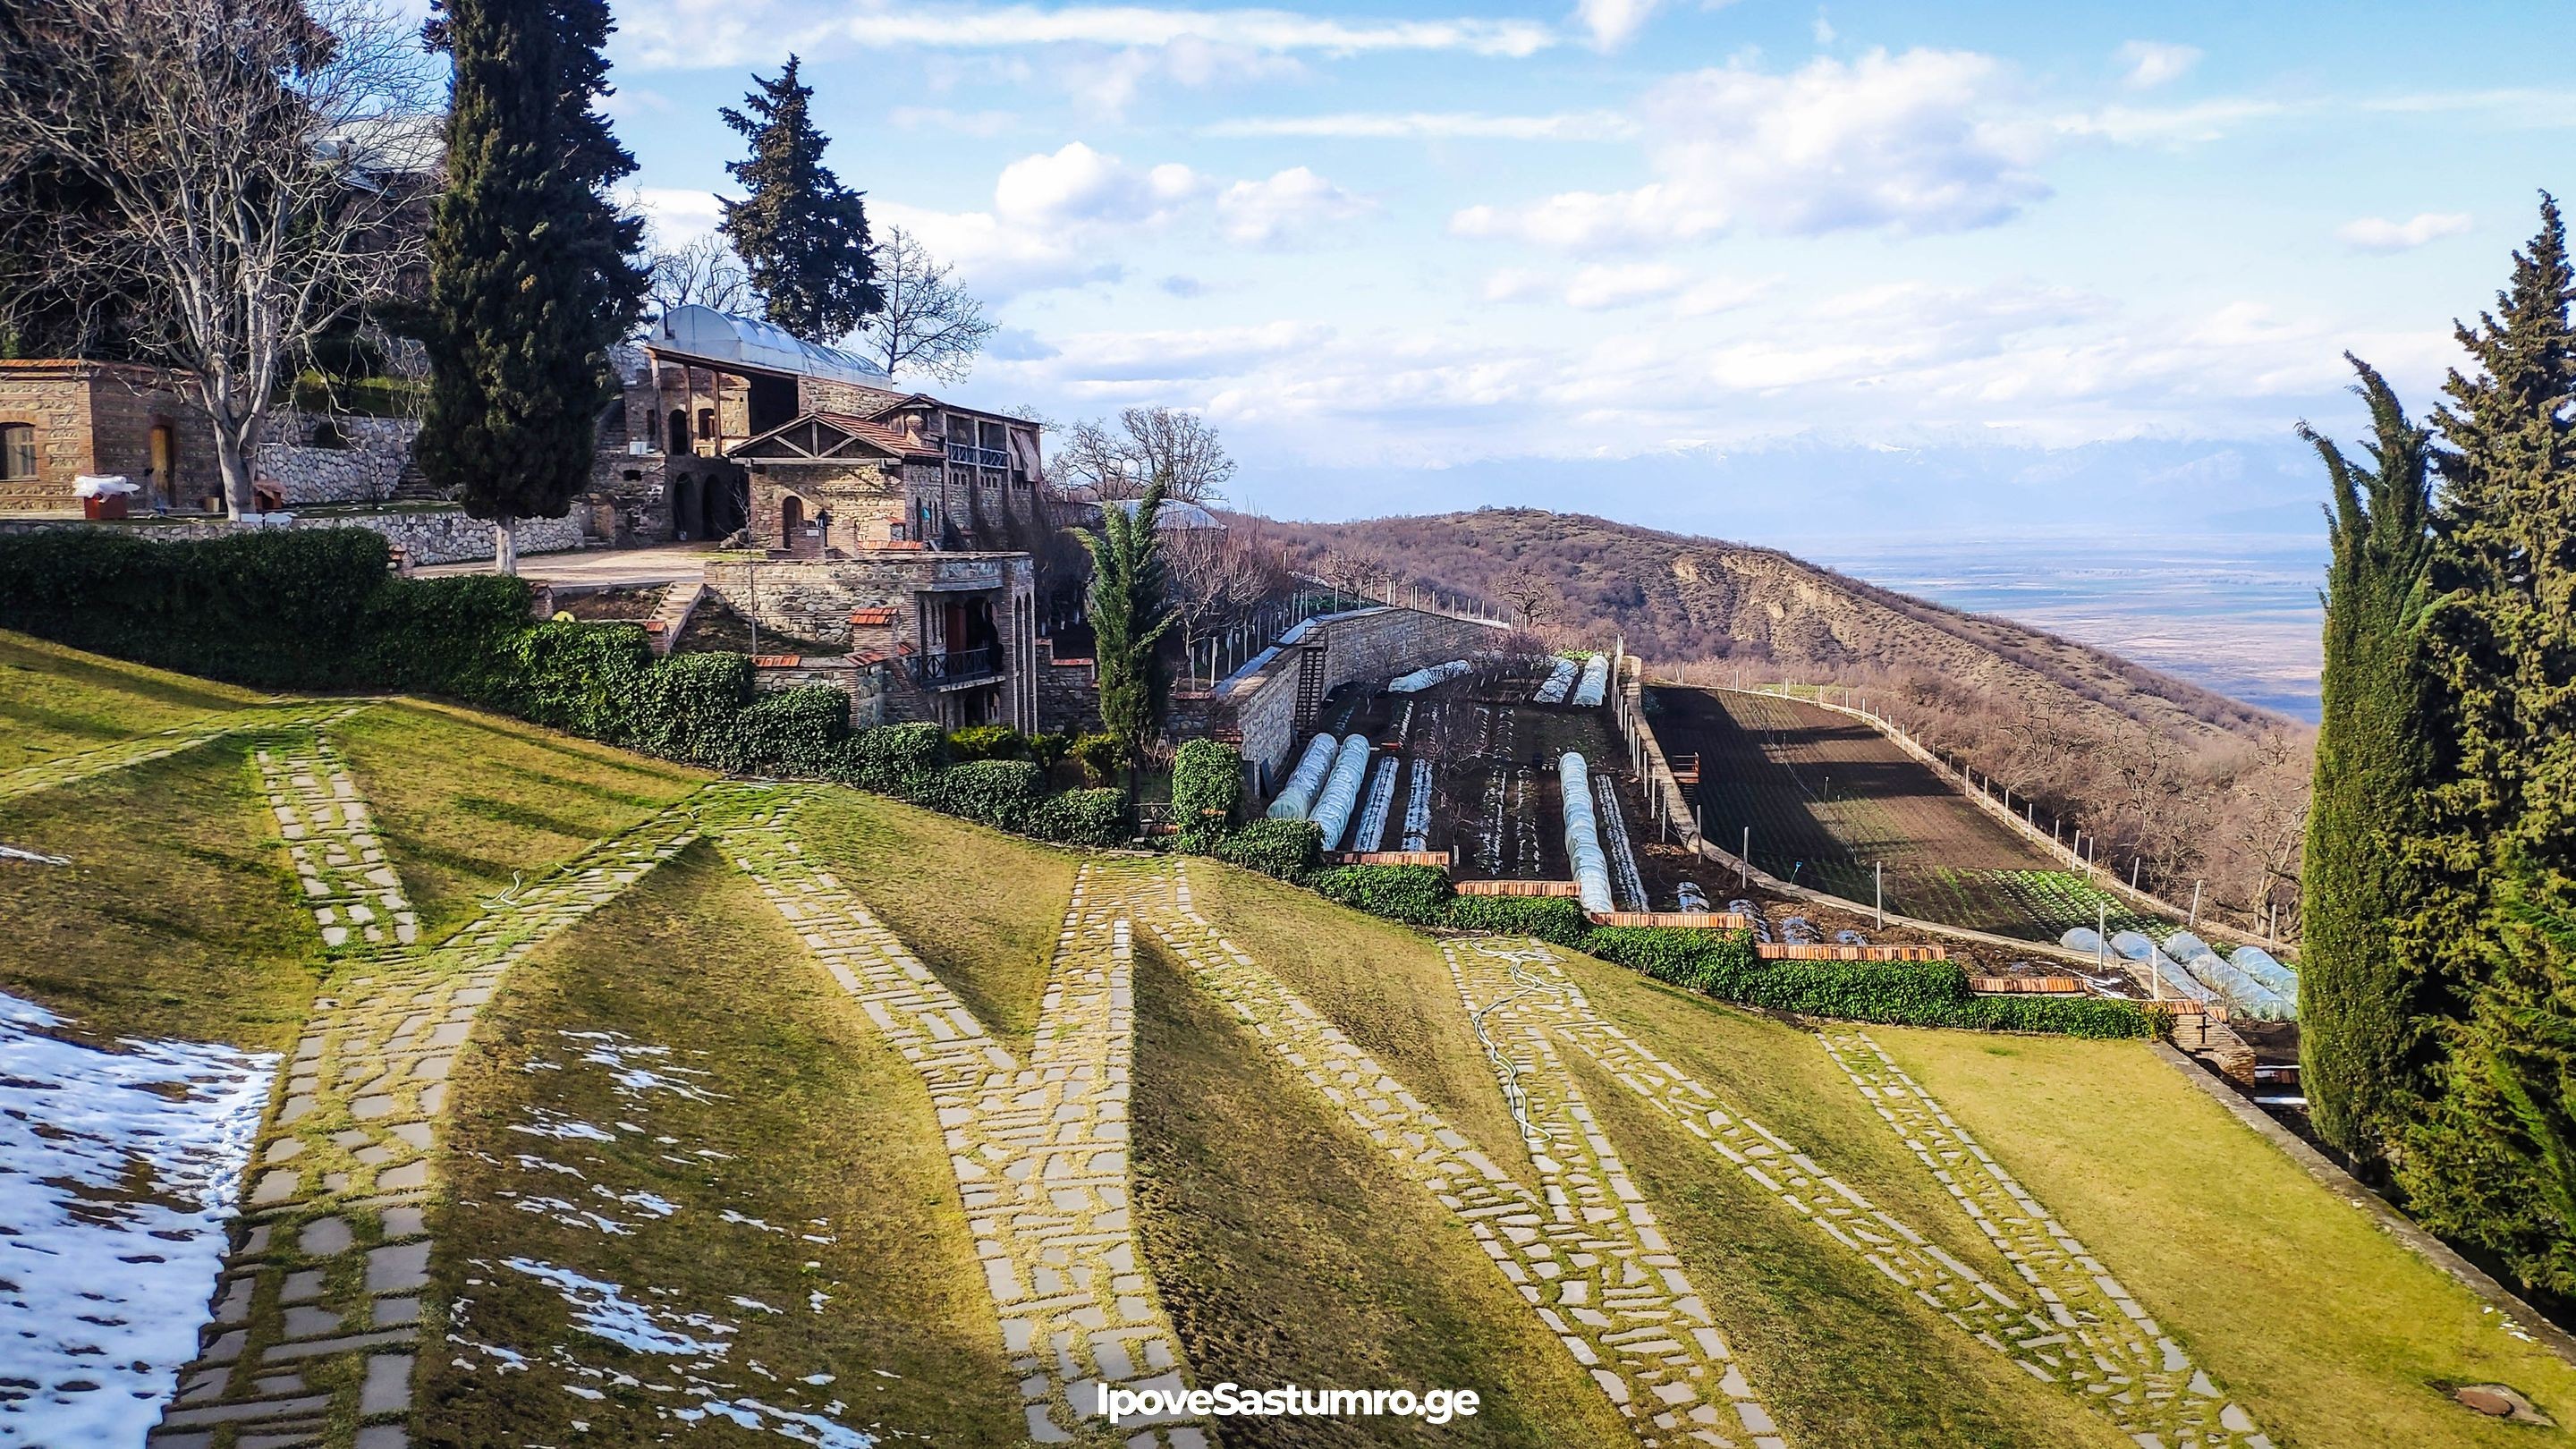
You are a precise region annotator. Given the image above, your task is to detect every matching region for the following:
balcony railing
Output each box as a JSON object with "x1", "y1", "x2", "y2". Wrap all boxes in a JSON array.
[
  {"x1": 946, "y1": 442, "x2": 1011, "y2": 468},
  {"x1": 911, "y1": 646, "x2": 1002, "y2": 688}
]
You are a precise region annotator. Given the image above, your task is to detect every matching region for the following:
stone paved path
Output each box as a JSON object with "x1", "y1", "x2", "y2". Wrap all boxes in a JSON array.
[
  {"x1": 148, "y1": 797, "x2": 706, "y2": 1449},
  {"x1": 1819, "y1": 1030, "x2": 2271, "y2": 1449},
  {"x1": 1436, "y1": 934, "x2": 2269, "y2": 1449},
  {"x1": 1133, "y1": 862, "x2": 1782, "y2": 1448},
  {"x1": 0, "y1": 702, "x2": 370, "y2": 803},
  {"x1": 251, "y1": 729, "x2": 419, "y2": 954},
  {"x1": 708, "y1": 786, "x2": 1205, "y2": 1449}
]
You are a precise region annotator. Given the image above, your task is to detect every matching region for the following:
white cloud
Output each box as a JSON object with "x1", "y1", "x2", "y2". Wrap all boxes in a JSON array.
[
  {"x1": 1574, "y1": 0, "x2": 1658, "y2": 53},
  {"x1": 873, "y1": 142, "x2": 1199, "y2": 296},
  {"x1": 1479, "y1": 265, "x2": 1768, "y2": 312},
  {"x1": 1563, "y1": 262, "x2": 1686, "y2": 309},
  {"x1": 2116, "y1": 40, "x2": 2201, "y2": 90},
  {"x1": 620, "y1": 1, "x2": 1555, "y2": 71},
  {"x1": 2053, "y1": 97, "x2": 2286, "y2": 145},
  {"x1": 1453, "y1": 48, "x2": 2049, "y2": 250},
  {"x1": 2338, "y1": 212, "x2": 2474, "y2": 251},
  {"x1": 1204, "y1": 110, "x2": 1635, "y2": 140},
  {"x1": 631, "y1": 188, "x2": 729, "y2": 246},
  {"x1": 996, "y1": 142, "x2": 1201, "y2": 228},
  {"x1": 1216, "y1": 167, "x2": 1372, "y2": 243},
  {"x1": 1063, "y1": 38, "x2": 1305, "y2": 118},
  {"x1": 1811, "y1": 9, "x2": 1834, "y2": 45},
  {"x1": 887, "y1": 106, "x2": 1021, "y2": 135}
]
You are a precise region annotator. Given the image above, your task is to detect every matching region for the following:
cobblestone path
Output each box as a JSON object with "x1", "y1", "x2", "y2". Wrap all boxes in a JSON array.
[
  {"x1": 1819, "y1": 1030, "x2": 2271, "y2": 1449},
  {"x1": 0, "y1": 702, "x2": 370, "y2": 803},
  {"x1": 708, "y1": 786, "x2": 1205, "y2": 1449},
  {"x1": 1131, "y1": 861, "x2": 1784, "y2": 1448},
  {"x1": 251, "y1": 729, "x2": 419, "y2": 954},
  {"x1": 148, "y1": 797, "x2": 706, "y2": 1449},
  {"x1": 1436, "y1": 935, "x2": 2269, "y2": 1449}
]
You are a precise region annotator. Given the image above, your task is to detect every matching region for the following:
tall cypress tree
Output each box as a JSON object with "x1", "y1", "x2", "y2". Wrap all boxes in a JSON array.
[
  {"x1": 718, "y1": 56, "x2": 882, "y2": 341},
  {"x1": 2299, "y1": 355, "x2": 2437, "y2": 1165},
  {"x1": 2395, "y1": 196, "x2": 2576, "y2": 1294},
  {"x1": 1080, "y1": 485, "x2": 1175, "y2": 784},
  {"x1": 418, "y1": 0, "x2": 646, "y2": 575}
]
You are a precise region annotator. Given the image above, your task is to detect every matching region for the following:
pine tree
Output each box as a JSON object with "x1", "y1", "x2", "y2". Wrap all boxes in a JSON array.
[
  {"x1": 2395, "y1": 196, "x2": 2576, "y2": 1292},
  {"x1": 2298, "y1": 355, "x2": 2437, "y2": 1165},
  {"x1": 1080, "y1": 485, "x2": 1175, "y2": 784},
  {"x1": 417, "y1": 0, "x2": 646, "y2": 575},
  {"x1": 718, "y1": 56, "x2": 881, "y2": 341}
]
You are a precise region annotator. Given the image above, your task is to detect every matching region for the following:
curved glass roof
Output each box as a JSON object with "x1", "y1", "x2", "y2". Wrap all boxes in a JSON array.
[{"x1": 653, "y1": 304, "x2": 895, "y2": 389}]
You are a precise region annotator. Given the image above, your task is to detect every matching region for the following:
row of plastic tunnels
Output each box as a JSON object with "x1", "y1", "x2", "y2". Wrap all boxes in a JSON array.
[
  {"x1": 1531, "y1": 654, "x2": 1609, "y2": 708},
  {"x1": 2060, "y1": 926, "x2": 2299, "y2": 1020}
]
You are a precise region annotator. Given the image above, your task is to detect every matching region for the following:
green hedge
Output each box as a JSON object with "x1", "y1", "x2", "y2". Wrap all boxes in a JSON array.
[
  {"x1": 1313, "y1": 864, "x2": 1452, "y2": 924},
  {"x1": 1033, "y1": 788, "x2": 1128, "y2": 847},
  {"x1": 1172, "y1": 738, "x2": 1245, "y2": 829},
  {"x1": 928, "y1": 758, "x2": 1048, "y2": 832},
  {"x1": 842, "y1": 722, "x2": 945, "y2": 795},
  {"x1": 1215, "y1": 818, "x2": 1321, "y2": 880},
  {"x1": 946, "y1": 724, "x2": 1026, "y2": 761},
  {"x1": 1442, "y1": 893, "x2": 1591, "y2": 945}
]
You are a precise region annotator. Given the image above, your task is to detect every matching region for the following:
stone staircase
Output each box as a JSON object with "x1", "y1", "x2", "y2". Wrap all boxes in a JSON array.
[{"x1": 384, "y1": 456, "x2": 452, "y2": 505}]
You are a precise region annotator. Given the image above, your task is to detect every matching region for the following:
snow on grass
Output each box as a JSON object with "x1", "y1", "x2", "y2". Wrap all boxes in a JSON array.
[
  {"x1": 0, "y1": 990, "x2": 275, "y2": 1447},
  {"x1": 498, "y1": 1258, "x2": 737, "y2": 1356}
]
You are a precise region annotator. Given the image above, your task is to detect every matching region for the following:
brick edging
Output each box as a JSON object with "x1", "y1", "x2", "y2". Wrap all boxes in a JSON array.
[{"x1": 2150, "y1": 1041, "x2": 2576, "y2": 1369}]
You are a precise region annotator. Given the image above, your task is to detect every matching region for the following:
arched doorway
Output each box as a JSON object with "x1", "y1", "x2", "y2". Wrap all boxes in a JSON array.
[
  {"x1": 148, "y1": 423, "x2": 176, "y2": 509},
  {"x1": 781, "y1": 494, "x2": 805, "y2": 553},
  {"x1": 667, "y1": 409, "x2": 689, "y2": 454},
  {"x1": 669, "y1": 474, "x2": 699, "y2": 541}
]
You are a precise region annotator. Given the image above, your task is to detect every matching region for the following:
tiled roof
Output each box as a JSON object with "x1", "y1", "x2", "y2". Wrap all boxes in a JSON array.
[
  {"x1": 849, "y1": 606, "x2": 897, "y2": 625},
  {"x1": 812, "y1": 411, "x2": 944, "y2": 460}
]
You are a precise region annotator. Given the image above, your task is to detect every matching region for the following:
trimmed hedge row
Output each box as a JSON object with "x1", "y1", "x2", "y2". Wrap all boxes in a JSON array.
[{"x1": 1312, "y1": 865, "x2": 2158, "y2": 1039}]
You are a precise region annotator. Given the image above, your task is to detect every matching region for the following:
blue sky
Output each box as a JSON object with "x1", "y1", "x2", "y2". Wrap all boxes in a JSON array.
[{"x1": 594, "y1": 0, "x2": 2574, "y2": 538}]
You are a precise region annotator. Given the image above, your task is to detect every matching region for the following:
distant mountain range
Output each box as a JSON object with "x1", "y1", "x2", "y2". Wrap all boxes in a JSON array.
[{"x1": 1229, "y1": 507, "x2": 2291, "y2": 744}]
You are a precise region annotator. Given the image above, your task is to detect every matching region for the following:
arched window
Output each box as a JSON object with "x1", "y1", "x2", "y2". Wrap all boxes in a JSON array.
[
  {"x1": 667, "y1": 409, "x2": 689, "y2": 453},
  {"x1": 0, "y1": 423, "x2": 34, "y2": 481}
]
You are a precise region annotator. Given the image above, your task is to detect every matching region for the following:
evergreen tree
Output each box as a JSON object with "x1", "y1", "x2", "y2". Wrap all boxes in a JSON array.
[
  {"x1": 2299, "y1": 355, "x2": 2437, "y2": 1165},
  {"x1": 1079, "y1": 485, "x2": 1175, "y2": 784},
  {"x1": 418, "y1": 0, "x2": 645, "y2": 575},
  {"x1": 2396, "y1": 196, "x2": 2576, "y2": 1293},
  {"x1": 718, "y1": 56, "x2": 881, "y2": 340}
]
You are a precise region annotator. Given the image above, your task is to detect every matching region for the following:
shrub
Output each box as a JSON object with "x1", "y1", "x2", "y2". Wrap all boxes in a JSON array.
[
  {"x1": 1442, "y1": 893, "x2": 1592, "y2": 946},
  {"x1": 1215, "y1": 818, "x2": 1320, "y2": 881},
  {"x1": 928, "y1": 758, "x2": 1047, "y2": 831},
  {"x1": 714, "y1": 685, "x2": 851, "y2": 776},
  {"x1": 1313, "y1": 864, "x2": 1452, "y2": 924},
  {"x1": 841, "y1": 723, "x2": 945, "y2": 795},
  {"x1": 1071, "y1": 731, "x2": 1125, "y2": 785},
  {"x1": 512, "y1": 620, "x2": 653, "y2": 741},
  {"x1": 1172, "y1": 739, "x2": 1245, "y2": 828},
  {"x1": 947, "y1": 724, "x2": 1026, "y2": 762},
  {"x1": 627, "y1": 650, "x2": 753, "y2": 763},
  {"x1": 359, "y1": 573, "x2": 536, "y2": 701},
  {"x1": 1033, "y1": 788, "x2": 1129, "y2": 847},
  {"x1": 1029, "y1": 732, "x2": 1072, "y2": 772}
]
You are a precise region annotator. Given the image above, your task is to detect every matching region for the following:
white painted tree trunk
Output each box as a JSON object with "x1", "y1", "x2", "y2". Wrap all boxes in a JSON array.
[{"x1": 493, "y1": 519, "x2": 519, "y2": 577}]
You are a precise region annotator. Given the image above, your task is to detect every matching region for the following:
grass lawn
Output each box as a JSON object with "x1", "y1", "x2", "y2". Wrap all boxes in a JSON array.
[
  {"x1": 419, "y1": 842, "x2": 1021, "y2": 1447},
  {"x1": 329, "y1": 699, "x2": 706, "y2": 945},
  {"x1": 1130, "y1": 938, "x2": 1637, "y2": 1448},
  {"x1": 1534, "y1": 954, "x2": 2121, "y2": 1447},
  {"x1": 0, "y1": 737, "x2": 318, "y2": 1050},
  {"x1": 1181, "y1": 863, "x2": 1536, "y2": 1177},
  {"x1": 787, "y1": 786, "x2": 1077, "y2": 1056},
  {"x1": 1880, "y1": 1029, "x2": 2576, "y2": 1447},
  {"x1": 0, "y1": 629, "x2": 267, "y2": 772}
]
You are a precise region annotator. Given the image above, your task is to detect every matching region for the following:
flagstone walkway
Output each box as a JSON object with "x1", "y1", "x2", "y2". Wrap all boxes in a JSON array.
[
  {"x1": 147, "y1": 798, "x2": 705, "y2": 1449},
  {"x1": 709, "y1": 787, "x2": 1205, "y2": 1449},
  {"x1": 251, "y1": 729, "x2": 418, "y2": 953},
  {"x1": 0, "y1": 703, "x2": 372, "y2": 803},
  {"x1": 1134, "y1": 861, "x2": 1782, "y2": 1448}
]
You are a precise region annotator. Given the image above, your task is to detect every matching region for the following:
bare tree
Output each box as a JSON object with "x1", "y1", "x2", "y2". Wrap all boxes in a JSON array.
[
  {"x1": 1055, "y1": 406, "x2": 1235, "y2": 504},
  {"x1": 0, "y1": 0, "x2": 437, "y2": 517},
  {"x1": 1165, "y1": 527, "x2": 1275, "y2": 682},
  {"x1": 1315, "y1": 547, "x2": 1387, "y2": 605},
  {"x1": 852, "y1": 224, "x2": 996, "y2": 384},
  {"x1": 646, "y1": 233, "x2": 754, "y2": 317},
  {"x1": 1496, "y1": 563, "x2": 1563, "y2": 631}
]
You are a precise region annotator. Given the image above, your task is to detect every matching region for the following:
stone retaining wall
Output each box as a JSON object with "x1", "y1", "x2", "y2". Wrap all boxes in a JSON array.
[
  {"x1": 0, "y1": 509, "x2": 586, "y2": 565},
  {"x1": 1216, "y1": 606, "x2": 1504, "y2": 788},
  {"x1": 254, "y1": 411, "x2": 419, "y2": 507}
]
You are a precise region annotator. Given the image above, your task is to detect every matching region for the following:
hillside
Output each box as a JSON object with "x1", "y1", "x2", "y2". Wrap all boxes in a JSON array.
[{"x1": 1232, "y1": 507, "x2": 2284, "y2": 742}]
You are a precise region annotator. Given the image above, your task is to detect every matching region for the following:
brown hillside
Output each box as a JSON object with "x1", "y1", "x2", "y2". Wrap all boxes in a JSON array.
[{"x1": 1231, "y1": 507, "x2": 2284, "y2": 743}]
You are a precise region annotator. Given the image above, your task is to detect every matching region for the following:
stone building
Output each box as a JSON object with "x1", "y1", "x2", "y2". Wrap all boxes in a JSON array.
[
  {"x1": 0, "y1": 360, "x2": 222, "y2": 513},
  {"x1": 708, "y1": 550, "x2": 1040, "y2": 733}
]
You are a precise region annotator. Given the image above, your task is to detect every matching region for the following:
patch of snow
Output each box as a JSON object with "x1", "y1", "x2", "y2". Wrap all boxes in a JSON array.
[
  {"x1": 0, "y1": 845, "x2": 72, "y2": 867},
  {"x1": 502, "y1": 1258, "x2": 738, "y2": 1356},
  {"x1": 0, "y1": 990, "x2": 275, "y2": 1447},
  {"x1": 678, "y1": 1396, "x2": 876, "y2": 1447},
  {"x1": 510, "y1": 1110, "x2": 616, "y2": 1142}
]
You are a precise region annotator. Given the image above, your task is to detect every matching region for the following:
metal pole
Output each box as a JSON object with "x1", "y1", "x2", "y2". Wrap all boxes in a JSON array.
[
  {"x1": 2269, "y1": 901, "x2": 2279, "y2": 944},
  {"x1": 1741, "y1": 827, "x2": 1750, "y2": 889},
  {"x1": 1875, "y1": 862, "x2": 1885, "y2": 928},
  {"x1": 2189, "y1": 880, "x2": 2201, "y2": 927},
  {"x1": 2131, "y1": 856, "x2": 2141, "y2": 891}
]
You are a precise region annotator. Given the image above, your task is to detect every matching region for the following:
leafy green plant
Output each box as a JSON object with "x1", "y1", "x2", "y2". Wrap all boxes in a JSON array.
[
  {"x1": 946, "y1": 724, "x2": 1027, "y2": 762},
  {"x1": 1171, "y1": 738, "x2": 1245, "y2": 828},
  {"x1": 1312, "y1": 864, "x2": 1452, "y2": 924},
  {"x1": 927, "y1": 759, "x2": 1047, "y2": 832},
  {"x1": 1214, "y1": 818, "x2": 1321, "y2": 881},
  {"x1": 1029, "y1": 732, "x2": 1072, "y2": 772},
  {"x1": 1071, "y1": 731, "x2": 1125, "y2": 786},
  {"x1": 1441, "y1": 894, "x2": 1592, "y2": 946},
  {"x1": 840, "y1": 723, "x2": 945, "y2": 796},
  {"x1": 1033, "y1": 788, "x2": 1129, "y2": 847}
]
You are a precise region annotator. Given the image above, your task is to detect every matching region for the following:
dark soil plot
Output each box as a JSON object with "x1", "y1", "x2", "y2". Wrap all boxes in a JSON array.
[{"x1": 1647, "y1": 687, "x2": 2083, "y2": 939}]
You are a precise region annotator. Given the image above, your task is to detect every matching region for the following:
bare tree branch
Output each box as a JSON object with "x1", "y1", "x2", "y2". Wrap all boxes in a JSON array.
[
  {"x1": 646, "y1": 233, "x2": 754, "y2": 317},
  {"x1": 853, "y1": 224, "x2": 995, "y2": 384},
  {"x1": 1053, "y1": 406, "x2": 1234, "y2": 504}
]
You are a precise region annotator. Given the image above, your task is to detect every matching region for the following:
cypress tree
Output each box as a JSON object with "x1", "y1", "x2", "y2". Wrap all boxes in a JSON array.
[
  {"x1": 2394, "y1": 196, "x2": 2576, "y2": 1293},
  {"x1": 718, "y1": 56, "x2": 882, "y2": 340},
  {"x1": 1079, "y1": 485, "x2": 1175, "y2": 784},
  {"x1": 418, "y1": 0, "x2": 646, "y2": 575},
  {"x1": 2298, "y1": 355, "x2": 2437, "y2": 1165}
]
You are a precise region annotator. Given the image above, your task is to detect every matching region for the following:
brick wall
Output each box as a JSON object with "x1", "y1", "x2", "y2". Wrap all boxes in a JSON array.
[
  {"x1": 0, "y1": 360, "x2": 220, "y2": 513},
  {"x1": 1036, "y1": 635, "x2": 1101, "y2": 735},
  {"x1": 749, "y1": 655, "x2": 892, "y2": 729},
  {"x1": 0, "y1": 510, "x2": 583, "y2": 564}
]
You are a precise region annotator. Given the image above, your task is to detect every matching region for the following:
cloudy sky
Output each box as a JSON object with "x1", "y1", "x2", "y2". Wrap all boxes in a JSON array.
[{"x1": 601, "y1": 0, "x2": 2573, "y2": 538}]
